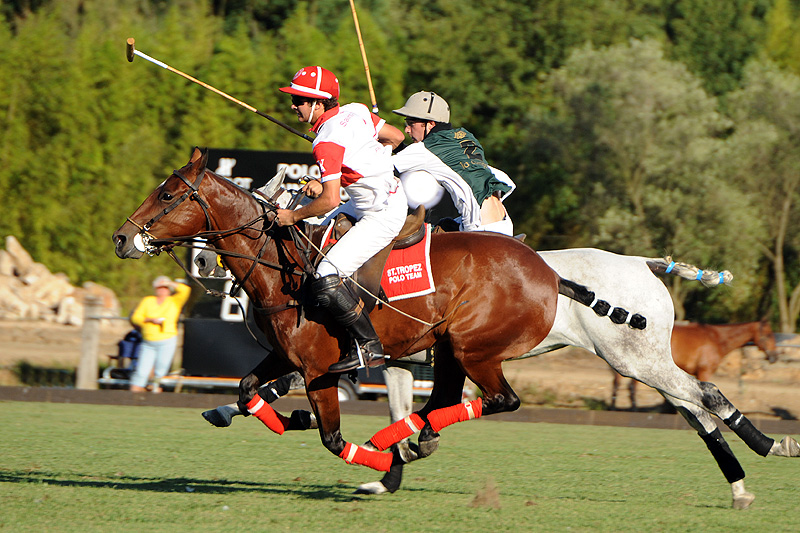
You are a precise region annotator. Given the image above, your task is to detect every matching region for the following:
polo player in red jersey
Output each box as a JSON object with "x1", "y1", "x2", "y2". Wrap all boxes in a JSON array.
[{"x1": 275, "y1": 66, "x2": 407, "y2": 373}]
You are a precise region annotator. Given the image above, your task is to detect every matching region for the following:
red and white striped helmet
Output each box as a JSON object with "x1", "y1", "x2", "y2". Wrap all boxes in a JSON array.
[{"x1": 279, "y1": 66, "x2": 339, "y2": 99}]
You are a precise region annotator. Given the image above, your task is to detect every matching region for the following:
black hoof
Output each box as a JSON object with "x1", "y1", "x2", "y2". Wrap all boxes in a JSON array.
[
  {"x1": 418, "y1": 425, "x2": 440, "y2": 458},
  {"x1": 202, "y1": 408, "x2": 232, "y2": 428},
  {"x1": 288, "y1": 409, "x2": 317, "y2": 430}
]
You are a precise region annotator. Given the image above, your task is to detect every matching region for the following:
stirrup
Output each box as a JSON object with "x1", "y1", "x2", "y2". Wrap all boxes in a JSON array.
[{"x1": 328, "y1": 340, "x2": 385, "y2": 373}]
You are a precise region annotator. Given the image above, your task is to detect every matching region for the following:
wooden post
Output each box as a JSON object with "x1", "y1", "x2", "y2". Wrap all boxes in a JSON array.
[{"x1": 76, "y1": 295, "x2": 103, "y2": 390}]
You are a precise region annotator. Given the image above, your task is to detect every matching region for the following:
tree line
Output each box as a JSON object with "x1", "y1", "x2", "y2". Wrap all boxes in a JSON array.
[{"x1": 1, "y1": 0, "x2": 799, "y2": 331}]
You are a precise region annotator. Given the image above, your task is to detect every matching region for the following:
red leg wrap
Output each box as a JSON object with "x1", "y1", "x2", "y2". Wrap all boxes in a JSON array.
[
  {"x1": 246, "y1": 395, "x2": 290, "y2": 435},
  {"x1": 339, "y1": 442, "x2": 393, "y2": 472},
  {"x1": 428, "y1": 398, "x2": 483, "y2": 433},
  {"x1": 369, "y1": 413, "x2": 425, "y2": 451}
]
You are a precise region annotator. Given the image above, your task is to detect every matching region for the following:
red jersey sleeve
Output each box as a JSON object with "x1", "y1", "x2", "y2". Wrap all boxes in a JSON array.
[
  {"x1": 312, "y1": 141, "x2": 346, "y2": 183},
  {"x1": 370, "y1": 113, "x2": 383, "y2": 131}
]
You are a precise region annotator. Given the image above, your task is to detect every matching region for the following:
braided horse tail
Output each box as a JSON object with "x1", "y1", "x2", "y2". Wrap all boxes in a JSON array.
[
  {"x1": 645, "y1": 256, "x2": 733, "y2": 287},
  {"x1": 556, "y1": 256, "x2": 733, "y2": 331}
]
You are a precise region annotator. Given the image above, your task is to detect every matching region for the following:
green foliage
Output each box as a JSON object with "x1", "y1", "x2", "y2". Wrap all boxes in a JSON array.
[
  {"x1": 763, "y1": 0, "x2": 798, "y2": 72},
  {"x1": 514, "y1": 39, "x2": 766, "y2": 319},
  {"x1": 0, "y1": 0, "x2": 796, "y2": 324},
  {"x1": 724, "y1": 59, "x2": 800, "y2": 330},
  {"x1": 665, "y1": 0, "x2": 768, "y2": 95}
]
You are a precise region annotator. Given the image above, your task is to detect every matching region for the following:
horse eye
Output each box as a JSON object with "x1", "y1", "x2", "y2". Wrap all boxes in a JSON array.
[{"x1": 160, "y1": 192, "x2": 173, "y2": 202}]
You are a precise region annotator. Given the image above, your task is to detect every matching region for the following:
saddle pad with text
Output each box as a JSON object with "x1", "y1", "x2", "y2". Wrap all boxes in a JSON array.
[
  {"x1": 321, "y1": 222, "x2": 435, "y2": 301},
  {"x1": 381, "y1": 223, "x2": 435, "y2": 301}
]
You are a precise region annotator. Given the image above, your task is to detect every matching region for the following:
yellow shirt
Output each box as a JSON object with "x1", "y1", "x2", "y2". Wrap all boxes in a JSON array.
[{"x1": 130, "y1": 283, "x2": 191, "y2": 341}]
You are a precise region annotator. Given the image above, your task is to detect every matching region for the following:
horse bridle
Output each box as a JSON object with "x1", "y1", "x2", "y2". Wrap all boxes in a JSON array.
[
  {"x1": 128, "y1": 167, "x2": 213, "y2": 236},
  {"x1": 126, "y1": 166, "x2": 313, "y2": 291}
]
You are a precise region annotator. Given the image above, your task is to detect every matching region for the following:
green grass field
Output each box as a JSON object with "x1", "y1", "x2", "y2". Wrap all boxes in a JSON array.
[{"x1": 1, "y1": 402, "x2": 798, "y2": 532}]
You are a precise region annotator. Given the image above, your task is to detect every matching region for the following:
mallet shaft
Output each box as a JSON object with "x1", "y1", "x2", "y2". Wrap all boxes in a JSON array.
[
  {"x1": 349, "y1": 0, "x2": 378, "y2": 114},
  {"x1": 125, "y1": 38, "x2": 312, "y2": 142},
  {"x1": 135, "y1": 49, "x2": 258, "y2": 113}
]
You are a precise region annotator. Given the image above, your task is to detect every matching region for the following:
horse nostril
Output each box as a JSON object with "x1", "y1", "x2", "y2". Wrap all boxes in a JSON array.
[{"x1": 114, "y1": 234, "x2": 126, "y2": 248}]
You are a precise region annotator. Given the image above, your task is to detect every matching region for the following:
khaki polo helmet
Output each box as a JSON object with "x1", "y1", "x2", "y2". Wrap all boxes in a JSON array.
[{"x1": 393, "y1": 91, "x2": 450, "y2": 122}]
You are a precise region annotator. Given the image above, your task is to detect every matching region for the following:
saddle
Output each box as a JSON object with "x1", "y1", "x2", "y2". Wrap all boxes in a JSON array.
[{"x1": 319, "y1": 205, "x2": 426, "y2": 311}]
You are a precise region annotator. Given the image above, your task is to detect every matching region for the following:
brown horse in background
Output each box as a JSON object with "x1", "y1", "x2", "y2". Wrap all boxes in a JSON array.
[{"x1": 611, "y1": 320, "x2": 780, "y2": 410}]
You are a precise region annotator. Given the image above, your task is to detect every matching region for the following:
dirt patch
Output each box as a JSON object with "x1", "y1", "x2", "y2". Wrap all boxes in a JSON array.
[
  {"x1": 1, "y1": 319, "x2": 798, "y2": 420},
  {"x1": 0, "y1": 319, "x2": 132, "y2": 385}
]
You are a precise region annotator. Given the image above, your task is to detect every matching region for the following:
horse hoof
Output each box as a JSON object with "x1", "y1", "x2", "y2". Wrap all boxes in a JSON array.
[
  {"x1": 397, "y1": 442, "x2": 418, "y2": 463},
  {"x1": 770, "y1": 436, "x2": 800, "y2": 457},
  {"x1": 353, "y1": 481, "x2": 388, "y2": 495},
  {"x1": 202, "y1": 408, "x2": 232, "y2": 427},
  {"x1": 289, "y1": 410, "x2": 317, "y2": 431},
  {"x1": 418, "y1": 437, "x2": 439, "y2": 458},
  {"x1": 732, "y1": 492, "x2": 755, "y2": 510},
  {"x1": 360, "y1": 441, "x2": 380, "y2": 452}
]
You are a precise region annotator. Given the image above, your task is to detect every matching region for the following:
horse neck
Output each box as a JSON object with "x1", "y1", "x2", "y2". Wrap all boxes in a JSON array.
[
  {"x1": 710, "y1": 323, "x2": 759, "y2": 354},
  {"x1": 204, "y1": 176, "x2": 295, "y2": 297},
  {"x1": 202, "y1": 175, "x2": 329, "y2": 295}
]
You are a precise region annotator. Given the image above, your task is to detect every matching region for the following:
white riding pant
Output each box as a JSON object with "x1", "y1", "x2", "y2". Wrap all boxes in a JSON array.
[
  {"x1": 454, "y1": 214, "x2": 514, "y2": 236},
  {"x1": 317, "y1": 187, "x2": 408, "y2": 278},
  {"x1": 476, "y1": 214, "x2": 514, "y2": 236}
]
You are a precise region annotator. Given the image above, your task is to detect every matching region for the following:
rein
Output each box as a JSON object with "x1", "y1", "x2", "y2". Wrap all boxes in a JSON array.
[
  {"x1": 130, "y1": 166, "x2": 455, "y2": 345},
  {"x1": 126, "y1": 168, "x2": 307, "y2": 301}
]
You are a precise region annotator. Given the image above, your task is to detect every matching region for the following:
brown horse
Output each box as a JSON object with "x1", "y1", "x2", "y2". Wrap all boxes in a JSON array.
[
  {"x1": 113, "y1": 149, "x2": 799, "y2": 506},
  {"x1": 611, "y1": 320, "x2": 780, "y2": 410}
]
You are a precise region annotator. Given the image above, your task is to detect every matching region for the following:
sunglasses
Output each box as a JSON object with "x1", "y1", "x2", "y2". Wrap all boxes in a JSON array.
[
  {"x1": 291, "y1": 96, "x2": 313, "y2": 107},
  {"x1": 404, "y1": 118, "x2": 426, "y2": 127}
]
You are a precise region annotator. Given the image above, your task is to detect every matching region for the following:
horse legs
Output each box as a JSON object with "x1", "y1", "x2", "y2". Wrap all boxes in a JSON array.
[
  {"x1": 356, "y1": 344, "x2": 467, "y2": 462},
  {"x1": 410, "y1": 346, "x2": 521, "y2": 457},
  {"x1": 610, "y1": 371, "x2": 620, "y2": 410},
  {"x1": 661, "y1": 392, "x2": 754, "y2": 509},
  {"x1": 610, "y1": 371, "x2": 638, "y2": 411},
  {"x1": 202, "y1": 371, "x2": 315, "y2": 430},
  {"x1": 417, "y1": 343, "x2": 469, "y2": 457},
  {"x1": 355, "y1": 364, "x2": 416, "y2": 495},
  {"x1": 206, "y1": 354, "x2": 316, "y2": 434},
  {"x1": 306, "y1": 372, "x2": 395, "y2": 472},
  {"x1": 627, "y1": 362, "x2": 800, "y2": 459}
]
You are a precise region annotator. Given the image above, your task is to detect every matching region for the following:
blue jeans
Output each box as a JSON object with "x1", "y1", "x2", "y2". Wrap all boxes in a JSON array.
[{"x1": 130, "y1": 336, "x2": 178, "y2": 388}]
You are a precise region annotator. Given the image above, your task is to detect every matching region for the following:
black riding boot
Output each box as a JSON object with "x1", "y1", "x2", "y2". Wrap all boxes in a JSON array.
[{"x1": 311, "y1": 274, "x2": 385, "y2": 373}]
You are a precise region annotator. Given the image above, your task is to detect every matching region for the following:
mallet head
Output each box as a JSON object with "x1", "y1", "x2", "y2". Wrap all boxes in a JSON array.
[{"x1": 126, "y1": 38, "x2": 135, "y2": 62}]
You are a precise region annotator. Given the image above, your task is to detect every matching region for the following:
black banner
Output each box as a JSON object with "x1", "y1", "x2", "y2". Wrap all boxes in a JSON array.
[{"x1": 205, "y1": 147, "x2": 318, "y2": 191}]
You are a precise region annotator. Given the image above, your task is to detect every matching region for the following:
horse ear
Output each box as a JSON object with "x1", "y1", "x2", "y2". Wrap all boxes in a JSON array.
[
  {"x1": 261, "y1": 166, "x2": 287, "y2": 200},
  {"x1": 188, "y1": 148, "x2": 209, "y2": 175}
]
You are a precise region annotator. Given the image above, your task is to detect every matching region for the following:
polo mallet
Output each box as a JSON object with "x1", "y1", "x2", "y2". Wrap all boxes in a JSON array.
[
  {"x1": 348, "y1": 0, "x2": 379, "y2": 113},
  {"x1": 125, "y1": 38, "x2": 312, "y2": 142}
]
